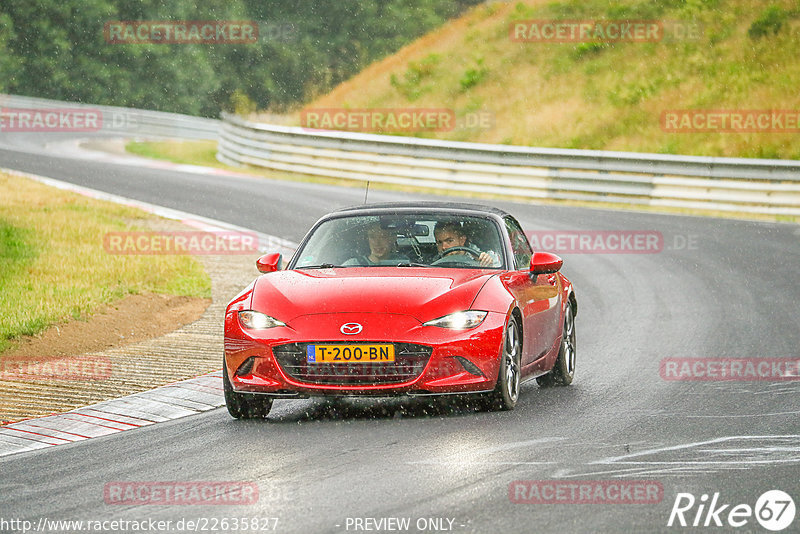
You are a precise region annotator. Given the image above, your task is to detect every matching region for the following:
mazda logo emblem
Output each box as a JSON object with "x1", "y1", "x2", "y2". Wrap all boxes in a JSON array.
[{"x1": 340, "y1": 323, "x2": 363, "y2": 335}]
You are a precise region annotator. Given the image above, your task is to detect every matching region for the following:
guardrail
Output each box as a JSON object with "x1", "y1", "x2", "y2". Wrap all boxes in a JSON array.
[
  {"x1": 4, "y1": 95, "x2": 796, "y2": 216},
  {"x1": 1, "y1": 93, "x2": 219, "y2": 140},
  {"x1": 218, "y1": 112, "x2": 800, "y2": 216}
]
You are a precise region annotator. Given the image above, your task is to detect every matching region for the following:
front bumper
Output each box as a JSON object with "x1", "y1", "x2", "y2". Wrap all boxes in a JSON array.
[{"x1": 224, "y1": 311, "x2": 506, "y2": 396}]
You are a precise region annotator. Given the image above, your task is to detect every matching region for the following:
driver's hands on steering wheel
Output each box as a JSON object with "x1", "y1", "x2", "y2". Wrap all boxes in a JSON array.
[
  {"x1": 476, "y1": 252, "x2": 494, "y2": 267},
  {"x1": 440, "y1": 246, "x2": 495, "y2": 267}
]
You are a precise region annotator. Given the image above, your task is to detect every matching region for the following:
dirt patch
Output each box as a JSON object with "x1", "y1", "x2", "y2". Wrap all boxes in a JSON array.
[
  {"x1": 0, "y1": 292, "x2": 214, "y2": 425},
  {"x1": 2, "y1": 293, "x2": 210, "y2": 359},
  {"x1": 0, "y1": 249, "x2": 261, "y2": 425},
  {"x1": 0, "y1": 174, "x2": 268, "y2": 426}
]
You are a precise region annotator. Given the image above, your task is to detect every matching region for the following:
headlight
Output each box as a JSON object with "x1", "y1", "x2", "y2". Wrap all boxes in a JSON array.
[
  {"x1": 238, "y1": 310, "x2": 286, "y2": 330},
  {"x1": 423, "y1": 311, "x2": 487, "y2": 329}
]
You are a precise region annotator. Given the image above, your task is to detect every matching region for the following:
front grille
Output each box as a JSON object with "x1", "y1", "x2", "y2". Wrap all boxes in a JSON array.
[{"x1": 272, "y1": 342, "x2": 432, "y2": 385}]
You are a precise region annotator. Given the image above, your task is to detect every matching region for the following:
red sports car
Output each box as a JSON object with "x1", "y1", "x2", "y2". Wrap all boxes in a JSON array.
[{"x1": 223, "y1": 202, "x2": 576, "y2": 418}]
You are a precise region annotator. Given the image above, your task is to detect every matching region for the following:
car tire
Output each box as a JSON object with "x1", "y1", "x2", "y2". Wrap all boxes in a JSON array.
[
  {"x1": 223, "y1": 359, "x2": 273, "y2": 419},
  {"x1": 537, "y1": 300, "x2": 576, "y2": 388},
  {"x1": 482, "y1": 316, "x2": 521, "y2": 411}
]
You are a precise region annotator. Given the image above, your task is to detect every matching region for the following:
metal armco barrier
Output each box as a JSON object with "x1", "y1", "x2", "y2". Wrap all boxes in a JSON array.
[
  {"x1": 217, "y1": 112, "x2": 800, "y2": 216},
  {"x1": 4, "y1": 94, "x2": 797, "y2": 216},
  {"x1": 0, "y1": 94, "x2": 219, "y2": 140}
]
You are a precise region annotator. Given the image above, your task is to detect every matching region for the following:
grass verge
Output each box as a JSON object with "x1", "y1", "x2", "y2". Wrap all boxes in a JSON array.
[
  {"x1": 126, "y1": 140, "x2": 221, "y2": 167},
  {"x1": 0, "y1": 172, "x2": 211, "y2": 353}
]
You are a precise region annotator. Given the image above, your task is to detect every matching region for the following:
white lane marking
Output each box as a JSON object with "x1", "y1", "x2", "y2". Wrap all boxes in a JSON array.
[
  {"x1": 591, "y1": 435, "x2": 800, "y2": 465},
  {"x1": 557, "y1": 466, "x2": 722, "y2": 479},
  {"x1": 696, "y1": 447, "x2": 800, "y2": 453},
  {"x1": 651, "y1": 410, "x2": 800, "y2": 418},
  {"x1": 540, "y1": 436, "x2": 800, "y2": 478},
  {"x1": 598, "y1": 459, "x2": 800, "y2": 465},
  {"x1": 587, "y1": 467, "x2": 723, "y2": 478},
  {"x1": 407, "y1": 460, "x2": 556, "y2": 466}
]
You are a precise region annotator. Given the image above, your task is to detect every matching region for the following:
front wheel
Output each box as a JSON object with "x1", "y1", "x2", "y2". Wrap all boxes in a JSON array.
[
  {"x1": 537, "y1": 300, "x2": 576, "y2": 387},
  {"x1": 223, "y1": 359, "x2": 273, "y2": 419},
  {"x1": 482, "y1": 316, "x2": 521, "y2": 411}
]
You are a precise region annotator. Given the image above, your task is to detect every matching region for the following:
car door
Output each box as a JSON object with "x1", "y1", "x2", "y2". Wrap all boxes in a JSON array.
[{"x1": 498, "y1": 217, "x2": 561, "y2": 370}]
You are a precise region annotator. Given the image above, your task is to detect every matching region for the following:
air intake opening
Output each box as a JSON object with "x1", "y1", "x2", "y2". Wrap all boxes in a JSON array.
[
  {"x1": 235, "y1": 357, "x2": 255, "y2": 376},
  {"x1": 272, "y1": 342, "x2": 432, "y2": 385},
  {"x1": 455, "y1": 356, "x2": 484, "y2": 377}
]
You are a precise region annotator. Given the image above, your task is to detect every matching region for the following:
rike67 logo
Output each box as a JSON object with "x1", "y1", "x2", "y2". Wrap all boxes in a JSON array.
[{"x1": 668, "y1": 490, "x2": 795, "y2": 531}]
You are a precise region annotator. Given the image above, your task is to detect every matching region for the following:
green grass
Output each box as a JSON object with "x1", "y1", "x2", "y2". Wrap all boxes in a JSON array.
[
  {"x1": 0, "y1": 222, "x2": 36, "y2": 285},
  {"x1": 126, "y1": 140, "x2": 221, "y2": 167},
  {"x1": 0, "y1": 173, "x2": 211, "y2": 353},
  {"x1": 298, "y1": 0, "x2": 800, "y2": 159}
]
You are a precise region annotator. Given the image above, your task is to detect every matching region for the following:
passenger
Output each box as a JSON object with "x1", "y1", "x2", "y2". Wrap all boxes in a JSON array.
[{"x1": 344, "y1": 223, "x2": 409, "y2": 265}]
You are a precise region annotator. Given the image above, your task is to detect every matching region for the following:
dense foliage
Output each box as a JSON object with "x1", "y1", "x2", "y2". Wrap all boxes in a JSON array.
[{"x1": 0, "y1": 0, "x2": 481, "y2": 117}]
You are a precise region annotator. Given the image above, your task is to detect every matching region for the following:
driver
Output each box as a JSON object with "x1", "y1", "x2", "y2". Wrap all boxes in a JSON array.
[
  {"x1": 434, "y1": 221, "x2": 500, "y2": 267},
  {"x1": 344, "y1": 223, "x2": 409, "y2": 265}
]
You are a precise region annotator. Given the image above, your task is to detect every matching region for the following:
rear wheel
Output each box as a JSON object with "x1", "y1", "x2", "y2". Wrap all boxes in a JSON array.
[
  {"x1": 483, "y1": 316, "x2": 521, "y2": 411},
  {"x1": 223, "y1": 359, "x2": 273, "y2": 419},
  {"x1": 537, "y1": 300, "x2": 576, "y2": 387}
]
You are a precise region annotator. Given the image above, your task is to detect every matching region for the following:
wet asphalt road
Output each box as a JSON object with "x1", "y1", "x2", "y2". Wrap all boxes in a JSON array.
[{"x1": 1, "y1": 134, "x2": 798, "y2": 533}]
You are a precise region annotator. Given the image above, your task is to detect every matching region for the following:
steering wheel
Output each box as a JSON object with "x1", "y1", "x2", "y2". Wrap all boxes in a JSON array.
[{"x1": 431, "y1": 246, "x2": 482, "y2": 265}]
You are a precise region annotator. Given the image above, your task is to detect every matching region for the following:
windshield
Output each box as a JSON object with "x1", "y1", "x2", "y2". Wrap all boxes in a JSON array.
[{"x1": 292, "y1": 213, "x2": 506, "y2": 269}]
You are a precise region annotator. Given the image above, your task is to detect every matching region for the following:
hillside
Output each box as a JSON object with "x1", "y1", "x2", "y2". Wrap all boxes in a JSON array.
[{"x1": 284, "y1": 0, "x2": 800, "y2": 159}]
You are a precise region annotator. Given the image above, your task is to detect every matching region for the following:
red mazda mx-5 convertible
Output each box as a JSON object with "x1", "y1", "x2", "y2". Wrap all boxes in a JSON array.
[{"x1": 223, "y1": 202, "x2": 577, "y2": 418}]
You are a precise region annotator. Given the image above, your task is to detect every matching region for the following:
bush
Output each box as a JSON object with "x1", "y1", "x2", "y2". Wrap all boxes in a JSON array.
[
  {"x1": 229, "y1": 89, "x2": 257, "y2": 117},
  {"x1": 748, "y1": 5, "x2": 788, "y2": 39},
  {"x1": 459, "y1": 58, "x2": 488, "y2": 91},
  {"x1": 571, "y1": 42, "x2": 607, "y2": 60},
  {"x1": 390, "y1": 54, "x2": 441, "y2": 101}
]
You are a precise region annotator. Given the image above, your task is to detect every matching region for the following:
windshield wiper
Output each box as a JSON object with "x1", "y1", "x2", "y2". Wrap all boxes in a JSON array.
[
  {"x1": 395, "y1": 262, "x2": 430, "y2": 267},
  {"x1": 296, "y1": 263, "x2": 341, "y2": 269}
]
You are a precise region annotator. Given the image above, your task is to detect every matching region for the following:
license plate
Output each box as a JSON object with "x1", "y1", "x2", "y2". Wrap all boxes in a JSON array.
[{"x1": 306, "y1": 344, "x2": 395, "y2": 363}]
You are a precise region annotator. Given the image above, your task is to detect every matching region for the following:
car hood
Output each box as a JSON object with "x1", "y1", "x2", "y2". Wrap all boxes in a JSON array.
[{"x1": 250, "y1": 267, "x2": 497, "y2": 323}]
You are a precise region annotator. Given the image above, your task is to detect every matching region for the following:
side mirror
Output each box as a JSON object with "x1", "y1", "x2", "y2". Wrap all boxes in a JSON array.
[
  {"x1": 256, "y1": 253, "x2": 283, "y2": 273},
  {"x1": 530, "y1": 252, "x2": 563, "y2": 274}
]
